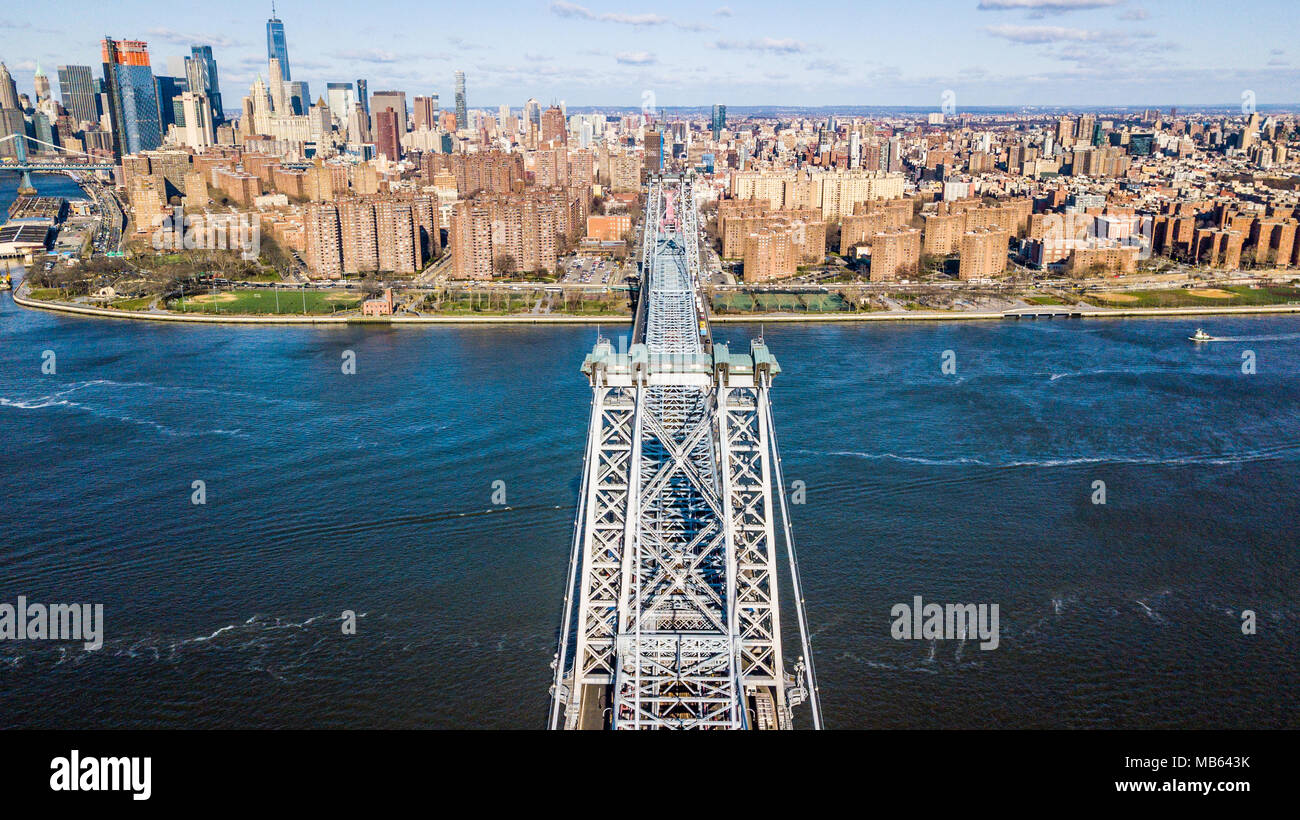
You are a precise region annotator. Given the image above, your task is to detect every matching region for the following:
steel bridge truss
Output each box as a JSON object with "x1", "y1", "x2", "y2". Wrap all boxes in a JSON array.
[{"x1": 550, "y1": 175, "x2": 821, "y2": 730}]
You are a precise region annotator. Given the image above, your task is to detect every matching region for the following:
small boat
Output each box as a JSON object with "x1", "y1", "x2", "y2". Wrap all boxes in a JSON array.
[{"x1": 1189, "y1": 328, "x2": 1213, "y2": 342}]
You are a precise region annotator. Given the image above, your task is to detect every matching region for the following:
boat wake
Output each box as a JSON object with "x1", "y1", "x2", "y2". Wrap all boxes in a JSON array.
[
  {"x1": 813, "y1": 447, "x2": 1300, "y2": 468},
  {"x1": 1195, "y1": 333, "x2": 1300, "y2": 343}
]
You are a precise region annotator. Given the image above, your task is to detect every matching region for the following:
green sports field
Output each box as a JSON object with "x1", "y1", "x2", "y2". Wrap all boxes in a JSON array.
[
  {"x1": 168, "y1": 289, "x2": 364, "y2": 315},
  {"x1": 711, "y1": 291, "x2": 851, "y2": 313},
  {"x1": 1081, "y1": 285, "x2": 1300, "y2": 308}
]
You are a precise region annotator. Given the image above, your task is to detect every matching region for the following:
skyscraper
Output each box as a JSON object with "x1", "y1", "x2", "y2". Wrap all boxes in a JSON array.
[
  {"x1": 541, "y1": 105, "x2": 566, "y2": 144},
  {"x1": 189, "y1": 45, "x2": 223, "y2": 123},
  {"x1": 370, "y1": 90, "x2": 406, "y2": 135},
  {"x1": 413, "y1": 96, "x2": 438, "y2": 131},
  {"x1": 58, "y1": 65, "x2": 99, "y2": 125},
  {"x1": 326, "y1": 82, "x2": 354, "y2": 125},
  {"x1": 101, "y1": 38, "x2": 163, "y2": 156},
  {"x1": 355, "y1": 78, "x2": 369, "y2": 118},
  {"x1": 266, "y1": 4, "x2": 291, "y2": 81},
  {"x1": 375, "y1": 107, "x2": 400, "y2": 160},
  {"x1": 643, "y1": 126, "x2": 662, "y2": 179},
  {"x1": 179, "y1": 91, "x2": 214, "y2": 149},
  {"x1": 454, "y1": 71, "x2": 466, "y2": 130},
  {"x1": 0, "y1": 62, "x2": 18, "y2": 110},
  {"x1": 711, "y1": 103, "x2": 726, "y2": 140},
  {"x1": 268, "y1": 56, "x2": 288, "y2": 113},
  {"x1": 287, "y1": 81, "x2": 309, "y2": 115},
  {"x1": 154, "y1": 74, "x2": 185, "y2": 130},
  {"x1": 33, "y1": 64, "x2": 51, "y2": 103}
]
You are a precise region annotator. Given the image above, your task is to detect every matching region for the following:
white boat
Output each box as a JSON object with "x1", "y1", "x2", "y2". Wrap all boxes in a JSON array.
[{"x1": 1189, "y1": 328, "x2": 1213, "y2": 342}]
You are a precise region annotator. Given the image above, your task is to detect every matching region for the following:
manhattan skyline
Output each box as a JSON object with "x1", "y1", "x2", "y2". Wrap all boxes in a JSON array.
[{"x1": 0, "y1": 0, "x2": 1297, "y2": 109}]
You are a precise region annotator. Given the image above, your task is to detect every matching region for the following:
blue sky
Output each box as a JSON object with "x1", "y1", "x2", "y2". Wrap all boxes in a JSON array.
[{"x1": 1, "y1": 0, "x2": 1297, "y2": 109}]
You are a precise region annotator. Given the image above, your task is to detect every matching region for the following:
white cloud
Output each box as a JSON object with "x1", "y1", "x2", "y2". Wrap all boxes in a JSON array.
[
  {"x1": 145, "y1": 28, "x2": 243, "y2": 49},
  {"x1": 983, "y1": 24, "x2": 1108, "y2": 43},
  {"x1": 550, "y1": 2, "x2": 669, "y2": 26},
  {"x1": 978, "y1": 0, "x2": 1122, "y2": 10},
  {"x1": 715, "y1": 37, "x2": 809, "y2": 54},
  {"x1": 615, "y1": 51, "x2": 656, "y2": 65},
  {"x1": 336, "y1": 49, "x2": 406, "y2": 64}
]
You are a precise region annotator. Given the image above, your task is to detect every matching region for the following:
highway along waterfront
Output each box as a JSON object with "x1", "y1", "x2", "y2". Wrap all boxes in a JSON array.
[{"x1": 1, "y1": 289, "x2": 1298, "y2": 728}]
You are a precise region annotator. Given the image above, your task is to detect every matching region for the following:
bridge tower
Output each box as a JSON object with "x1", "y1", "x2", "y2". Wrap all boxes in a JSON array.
[
  {"x1": 549, "y1": 174, "x2": 821, "y2": 730},
  {"x1": 0, "y1": 133, "x2": 116, "y2": 196},
  {"x1": 13, "y1": 132, "x2": 36, "y2": 195}
]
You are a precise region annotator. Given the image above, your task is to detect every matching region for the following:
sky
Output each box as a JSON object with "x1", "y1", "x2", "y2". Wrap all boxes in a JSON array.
[{"x1": 1, "y1": 0, "x2": 1297, "y2": 111}]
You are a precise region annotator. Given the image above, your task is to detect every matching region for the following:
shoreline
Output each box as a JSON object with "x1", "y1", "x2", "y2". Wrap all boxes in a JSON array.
[{"x1": 11, "y1": 283, "x2": 1300, "y2": 326}]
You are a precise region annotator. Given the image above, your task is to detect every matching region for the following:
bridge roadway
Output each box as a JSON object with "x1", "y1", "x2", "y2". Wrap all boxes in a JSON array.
[{"x1": 548, "y1": 173, "x2": 821, "y2": 730}]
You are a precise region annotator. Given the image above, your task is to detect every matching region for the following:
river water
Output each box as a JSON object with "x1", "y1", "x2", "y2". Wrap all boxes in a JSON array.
[{"x1": 1, "y1": 235, "x2": 1298, "y2": 729}]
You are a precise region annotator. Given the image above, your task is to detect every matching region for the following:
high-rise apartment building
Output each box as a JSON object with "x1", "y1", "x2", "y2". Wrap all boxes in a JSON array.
[
  {"x1": 541, "y1": 105, "x2": 566, "y2": 144},
  {"x1": 375, "y1": 107, "x2": 400, "y2": 160},
  {"x1": 840, "y1": 199, "x2": 914, "y2": 255},
  {"x1": 742, "y1": 226, "x2": 795, "y2": 282},
  {"x1": 449, "y1": 188, "x2": 585, "y2": 279},
  {"x1": 339, "y1": 199, "x2": 380, "y2": 273},
  {"x1": 413, "y1": 96, "x2": 438, "y2": 132},
  {"x1": 101, "y1": 38, "x2": 163, "y2": 156},
  {"x1": 609, "y1": 151, "x2": 641, "y2": 192},
  {"x1": 266, "y1": 6, "x2": 291, "y2": 80},
  {"x1": 711, "y1": 104, "x2": 726, "y2": 140},
  {"x1": 643, "y1": 127, "x2": 663, "y2": 178},
  {"x1": 454, "y1": 71, "x2": 467, "y2": 130},
  {"x1": 867, "y1": 228, "x2": 921, "y2": 281},
  {"x1": 370, "y1": 90, "x2": 407, "y2": 135},
  {"x1": 374, "y1": 199, "x2": 420, "y2": 273},
  {"x1": 305, "y1": 203, "x2": 343, "y2": 278},
  {"x1": 57, "y1": 65, "x2": 99, "y2": 126},
  {"x1": 421, "y1": 150, "x2": 525, "y2": 196},
  {"x1": 307, "y1": 197, "x2": 430, "y2": 276},
  {"x1": 958, "y1": 228, "x2": 1009, "y2": 280}
]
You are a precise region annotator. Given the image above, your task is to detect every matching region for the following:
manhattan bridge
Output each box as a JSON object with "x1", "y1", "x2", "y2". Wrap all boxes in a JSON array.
[{"x1": 548, "y1": 173, "x2": 822, "y2": 730}]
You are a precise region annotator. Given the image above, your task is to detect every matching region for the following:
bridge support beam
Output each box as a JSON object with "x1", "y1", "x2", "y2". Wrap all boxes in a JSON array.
[{"x1": 551, "y1": 175, "x2": 820, "y2": 730}]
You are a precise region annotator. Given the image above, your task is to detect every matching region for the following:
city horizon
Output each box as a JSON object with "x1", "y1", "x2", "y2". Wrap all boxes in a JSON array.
[
  {"x1": 0, "y1": 0, "x2": 1298, "y2": 785},
  {"x1": 1, "y1": 0, "x2": 1298, "y2": 109}
]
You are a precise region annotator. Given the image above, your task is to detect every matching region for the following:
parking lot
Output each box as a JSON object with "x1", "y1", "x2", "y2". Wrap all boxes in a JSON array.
[{"x1": 559, "y1": 255, "x2": 627, "y2": 286}]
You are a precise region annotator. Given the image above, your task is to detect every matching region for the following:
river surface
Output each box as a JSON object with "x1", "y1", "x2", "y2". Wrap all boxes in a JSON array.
[
  {"x1": 2, "y1": 266, "x2": 1299, "y2": 728},
  {"x1": 0, "y1": 171, "x2": 88, "y2": 226}
]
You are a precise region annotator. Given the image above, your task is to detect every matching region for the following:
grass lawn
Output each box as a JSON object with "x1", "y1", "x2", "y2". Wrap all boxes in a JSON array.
[
  {"x1": 26, "y1": 288, "x2": 67, "y2": 301},
  {"x1": 434, "y1": 293, "x2": 537, "y2": 314},
  {"x1": 233, "y1": 270, "x2": 286, "y2": 283},
  {"x1": 1081, "y1": 286, "x2": 1300, "y2": 308},
  {"x1": 110, "y1": 297, "x2": 154, "y2": 310},
  {"x1": 430, "y1": 290, "x2": 630, "y2": 316},
  {"x1": 168, "y1": 289, "x2": 362, "y2": 315},
  {"x1": 1024, "y1": 295, "x2": 1066, "y2": 306}
]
